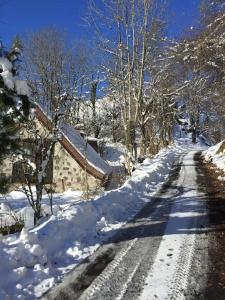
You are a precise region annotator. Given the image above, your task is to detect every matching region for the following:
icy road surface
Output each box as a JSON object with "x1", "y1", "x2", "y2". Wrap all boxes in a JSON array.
[{"x1": 45, "y1": 151, "x2": 208, "y2": 300}]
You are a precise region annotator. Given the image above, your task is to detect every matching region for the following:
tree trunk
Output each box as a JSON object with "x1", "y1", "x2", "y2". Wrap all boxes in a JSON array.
[
  {"x1": 190, "y1": 116, "x2": 197, "y2": 143},
  {"x1": 35, "y1": 184, "x2": 43, "y2": 224},
  {"x1": 90, "y1": 79, "x2": 99, "y2": 138},
  {"x1": 125, "y1": 120, "x2": 136, "y2": 159},
  {"x1": 192, "y1": 128, "x2": 197, "y2": 143},
  {"x1": 140, "y1": 124, "x2": 147, "y2": 157}
]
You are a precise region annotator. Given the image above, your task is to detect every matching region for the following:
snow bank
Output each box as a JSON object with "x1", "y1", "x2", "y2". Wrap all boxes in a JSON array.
[
  {"x1": 0, "y1": 141, "x2": 198, "y2": 299},
  {"x1": 204, "y1": 140, "x2": 225, "y2": 172}
]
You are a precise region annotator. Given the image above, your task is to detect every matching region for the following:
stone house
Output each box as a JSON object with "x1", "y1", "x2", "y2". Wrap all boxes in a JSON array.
[{"x1": 1, "y1": 105, "x2": 112, "y2": 193}]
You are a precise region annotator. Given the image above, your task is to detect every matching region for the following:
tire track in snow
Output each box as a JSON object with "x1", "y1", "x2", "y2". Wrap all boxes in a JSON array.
[
  {"x1": 79, "y1": 238, "x2": 138, "y2": 300},
  {"x1": 78, "y1": 191, "x2": 177, "y2": 300},
  {"x1": 76, "y1": 156, "x2": 184, "y2": 300},
  {"x1": 47, "y1": 151, "x2": 208, "y2": 300},
  {"x1": 140, "y1": 151, "x2": 207, "y2": 300},
  {"x1": 115, "y1": 260, "x2": 142, "y2": 300},
  {"x1": 168, "y1": 234, "x2": 196, "y2": 300},
  {"x1": 78, "y1": 188, "x2": 179, "y2": 300}
]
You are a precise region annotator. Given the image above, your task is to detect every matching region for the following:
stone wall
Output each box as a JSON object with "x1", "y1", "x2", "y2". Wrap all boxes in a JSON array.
[
  {"x1": 1, "y1": 158, "x2": 12, "y2": 177},
  {"x1": 53, "y1": 143, "x2": 102, "y2": 193},
  {"x1": 1, "y1": 119, "x2": 104, "y2": 193}
]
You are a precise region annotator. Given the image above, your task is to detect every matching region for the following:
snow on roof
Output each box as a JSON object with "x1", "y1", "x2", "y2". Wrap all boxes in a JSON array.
[
  {"x1": 35, "y1": 104, "x2": 112, "y2": 179},
  {"x1": 61, "y1": 123, "x2": 112, "y2": 176}
]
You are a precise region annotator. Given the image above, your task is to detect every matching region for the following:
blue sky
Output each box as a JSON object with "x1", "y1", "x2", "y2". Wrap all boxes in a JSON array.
[
  {"x1": 0, "y1": 0, "x2": 200, "y2": 46},
  {"x1": 169, "y1": 0, "x2": 200, "y2": 37}
]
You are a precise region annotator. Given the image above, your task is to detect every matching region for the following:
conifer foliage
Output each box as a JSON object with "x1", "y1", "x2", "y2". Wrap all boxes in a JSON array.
[{"x1": 0, "y1": 39, "x2": 30, "y2": 192}]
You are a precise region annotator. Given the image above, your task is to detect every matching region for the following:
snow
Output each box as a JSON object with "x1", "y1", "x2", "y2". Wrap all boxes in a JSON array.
[
  {"x1": 0, "y1": 140, "x2": 203, "y2": 299},
  {"x1": 0, "y1": 57, "x2": 13, "y2": 72},
  {"x1": 140, "y1": 151, "x2": 207, "y2": 300},
  {"x1": 0, "y1": 189, "x2": 83, "y2": 229},
  {"x1": 0, "y1": 58, "x2": 30, "y2": 97},
  {"x1": 204, "y1": 140, "x2": 225, "y2": 172},
  {"x1": 103, "y1": 142, "x2": 126, "y2": 167},
  {"x1": 62, "y1": 123, "x2": 112, "y2": 176},
  {"x1": 15, "y1": 80, "x2": 30, "y2": 97},
  {"x1": 0, "y1": 57, "x2": 14, "y2": 90},
  {"x1": 36, "y1": 104, "x2": 112, "y2": 176}
]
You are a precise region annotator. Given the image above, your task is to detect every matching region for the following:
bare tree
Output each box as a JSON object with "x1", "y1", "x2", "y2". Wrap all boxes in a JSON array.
[
  {"x1": 16, "y1": 28, "x2": 85, "y2": 223},
  {"x1": 168, "y1": 1, "x2": 225, "y2": 143},
  {"x1": 22, "y1": 28, "x2": 79, "y2": 115},
  {"x1": 87, "y1": 0, "x2": 169, "y2": 160}
]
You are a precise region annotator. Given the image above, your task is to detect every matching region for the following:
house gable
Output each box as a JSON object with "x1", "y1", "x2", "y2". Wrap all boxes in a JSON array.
[{"x1": 35, "y1": 104, "x2": 112, "y2": 182}]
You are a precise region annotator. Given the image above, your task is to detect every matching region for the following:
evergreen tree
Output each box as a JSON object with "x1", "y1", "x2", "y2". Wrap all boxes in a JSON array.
[{"x1": 0, "y1": 39, "x2": 30, "y2": 193}]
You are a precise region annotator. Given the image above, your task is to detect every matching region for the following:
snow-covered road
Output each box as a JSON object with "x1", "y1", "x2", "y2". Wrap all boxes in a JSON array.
[
  {"x1": 46, "y1": 151, "x2": 209, "y2": 300},
  {"x1": 140, "y1": 151, "x2": 208, "y2": 300}
]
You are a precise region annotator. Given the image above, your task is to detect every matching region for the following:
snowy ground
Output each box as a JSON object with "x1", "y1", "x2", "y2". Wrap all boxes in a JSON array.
[
  {"x1": 0, "y1": 139, "x2": 205, "y2": 299},
  {"x1": 0, "y1": 189, "x2": 83, "y2": 229},
  {"x1": 103, "y1": 142, "x2": 127, "y2": 167},
  {"x1": 140, "y1": 151, "x2": 208, "y2": 300},
  {"x1": 204, "y1": 140, "x2": 225, "y2": 175},
  {"x1": 53, "y1": 150, "x2": 208, "y2": 300}
]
